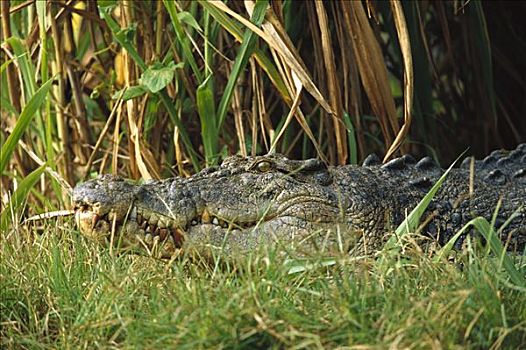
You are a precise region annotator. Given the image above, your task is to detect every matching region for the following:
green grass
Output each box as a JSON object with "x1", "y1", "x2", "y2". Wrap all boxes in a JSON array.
[{"x1": 1, "y1": 221, "x2": 525, "y2": 349}]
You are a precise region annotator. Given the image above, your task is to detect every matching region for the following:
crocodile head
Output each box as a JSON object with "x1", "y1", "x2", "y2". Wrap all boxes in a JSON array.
[{"x1": 73, "y1": 154, "x2": 351, "y2": 257}]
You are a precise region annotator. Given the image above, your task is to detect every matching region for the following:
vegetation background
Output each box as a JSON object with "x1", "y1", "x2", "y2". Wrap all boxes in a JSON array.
[{"x1": 1, "y1": 0, "x2": 525, "y2": 348}]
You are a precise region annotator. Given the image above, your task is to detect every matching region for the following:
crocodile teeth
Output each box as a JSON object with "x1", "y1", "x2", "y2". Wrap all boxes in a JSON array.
[
  {"x1": 202, "y1": 209, "x2": 211, "y2": 224},
  {"x1": 91, "y1": 214, "x2": 100, "y2": 229},
  {"x1": 185, "y1": 213, "x2": 257, "y2": 229}
]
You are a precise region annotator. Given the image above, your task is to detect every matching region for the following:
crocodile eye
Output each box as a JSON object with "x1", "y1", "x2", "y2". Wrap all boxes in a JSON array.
[{"x1": 257, "y1": 160, "x2": 272, "y2": 173}]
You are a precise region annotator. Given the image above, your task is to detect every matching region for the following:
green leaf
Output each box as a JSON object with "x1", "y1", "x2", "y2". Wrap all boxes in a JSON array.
[
  {"x1": 116, "y1": 23, "x2": 138, "y2": 43},
  {"x1": 0, "y1": 164, "x2": 47, "y2": 230},
  {"x1": 177, "y1": 11, "x2": 202, "y2": 32},
  {"x1": 140, "y1": 61, "x2": 182, "y2": 93},
  {"x1": 112, "y1": 85, "x2": 148, "y2": 101},
  {"x1": 98, "y1": 10, "x2": 146, "y2": 70},
  {"x1": 98, "y1": 0, "x2": 118, "y2": 12},
  {"x1": 1, "y1": 78, "x2": 54, "y2": 173}
]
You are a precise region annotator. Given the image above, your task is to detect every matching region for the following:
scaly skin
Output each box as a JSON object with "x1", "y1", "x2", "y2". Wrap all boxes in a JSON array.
[{"x1": 73, "y1": 145, "x2": 526, "y2": 256}]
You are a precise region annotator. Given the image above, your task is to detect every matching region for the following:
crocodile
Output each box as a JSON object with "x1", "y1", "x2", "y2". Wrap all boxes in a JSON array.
[{"x1": 73, "y1": 144, "x2": 526, "y2": 257}]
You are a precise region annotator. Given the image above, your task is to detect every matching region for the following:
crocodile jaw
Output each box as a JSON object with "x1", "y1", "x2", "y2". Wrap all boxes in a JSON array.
[
  {"x1": 73, "y1": 202, "x2": 321, "y2": 256},
  {"x1": 73, "y1": 201, "x2": 269, "y2": 257},
  {"x1": 74, "y1": 205, "x2": 183, "y2": 257}
]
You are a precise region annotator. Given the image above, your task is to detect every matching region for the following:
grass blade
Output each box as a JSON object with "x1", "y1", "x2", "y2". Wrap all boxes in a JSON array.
[
  {"x1": 196, "y1": 77, "x2": 218, "y2": 165},
  {"x1": 6, "y1": 37, "x2": 36, "y2": 98},
  {"x1": 436, "y1": 217, "x2": 525, "y2": 288},
  {"x1": 285, "y1": 257, "x2": 337, "y2": 275},
  {"x1": 1, "y1": 78, "x2": 53, "y2": 173},
  {"x1": 343, "y1": 112, "x2": 358, "y2": 165},
  {"x1": 199, "y1": 1, "x2": 290, "y2": 103},
  {"x1": 381, "y1": 156, "x2": 459, "y2": 255},
  {"x1": 0, "y1": 164, "x2": 47, "y2": 230},
  {"x1": 216, "y1": 0, "x2": 268, "y2": 129},
  {"x1": 6, "y1": 37, "x2": 47, "y2": 146},
  {"x1": 377, "y1": 152, "x2": 467, "y2": 274},
  {"x1": 163, "y1": 0, "x2": 203, "y2": 84}
]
